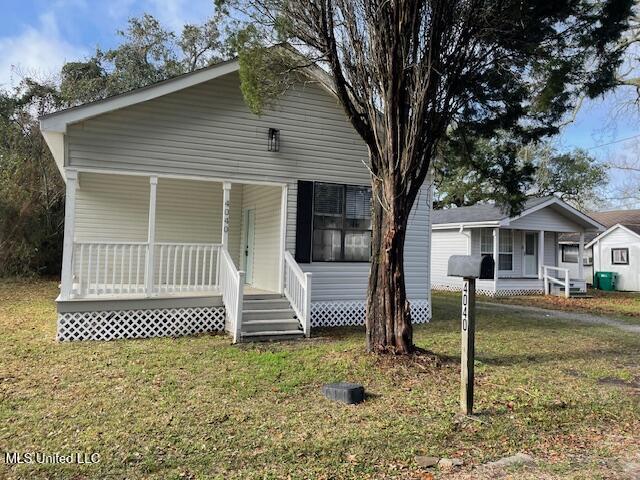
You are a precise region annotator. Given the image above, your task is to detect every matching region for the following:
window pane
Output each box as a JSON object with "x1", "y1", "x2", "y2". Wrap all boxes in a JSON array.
[
  {"x1": 563, "y1": 245, "x2": 578, "y2": 263},
  {"x1": 314, "y1": 183, "x2": 344, "y2": 216},
  {"x1": 345, "y1": 186, "x2": 372, "y2": 229},
  {"x1": 499, "y1": 230, "x2": 513, "y2": 253},
  {"x1": 480, "y1": 229, "x2": 493, "y2": 254},
  {"x1": 344, "y1": 231, "x2": 371, "y2": 261},
  {"x1": 499, "y1": 253, "x2": 512, "y2": 271},
  {"x1": 313, "y1": 229, "x2": 341, "y2": 261},
  {"x1": 612, "y1": 248, "x2": 628, "y2": 264},
  {"x1": 314, "y1": 214, "x2": 342, "y2": 229}
]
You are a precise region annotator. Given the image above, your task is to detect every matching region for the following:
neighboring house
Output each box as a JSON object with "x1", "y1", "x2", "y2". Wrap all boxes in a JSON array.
[
  {"x1": 431, "y1": 197, "x2": 604, "y2": 297},
  {"x1": 40, "y1": 59, "x2": 432, "y2": 342},
  {"x1": 559, "y1": 209, "x2": 640, "y2": 291}
]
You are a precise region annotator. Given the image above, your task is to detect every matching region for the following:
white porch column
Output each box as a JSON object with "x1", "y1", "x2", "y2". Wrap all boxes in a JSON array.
[
  {"x1": 538, "y1": 230, "x2": 545, "y2": 279},
  {"x1": 578, "y1": 231, "x2": 585, "y2": 279},
  {"x1": 221, "y1": 182, "x2": 231, "y2": 250},
  {"x1": 493, "y1": 228, "x2": 499, "y2": 293},
  {"x1": 278, "y1": 184, "x2": 288, "y2": 293},
  {"x1": 60, "y1": 170, "x2": 78, "y2": 300},
  {"x1": 145, "y1": 176, "x2": 158, "y2": 296}
]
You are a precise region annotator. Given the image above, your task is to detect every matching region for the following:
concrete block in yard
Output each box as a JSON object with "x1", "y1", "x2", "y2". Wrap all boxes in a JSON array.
[{"x1": 322, "y1": 382, "x2": 365, "y2": 404}]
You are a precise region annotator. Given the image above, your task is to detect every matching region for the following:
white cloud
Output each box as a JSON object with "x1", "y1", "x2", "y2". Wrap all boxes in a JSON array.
[{"x1": 0, "y1": 12, "x2": 87, "y2": 89}]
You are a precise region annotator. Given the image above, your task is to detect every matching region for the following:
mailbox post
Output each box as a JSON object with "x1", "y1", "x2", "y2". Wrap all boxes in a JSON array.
[{"x1": 447, "y1": 255, "x2": 494, "y2": 415}]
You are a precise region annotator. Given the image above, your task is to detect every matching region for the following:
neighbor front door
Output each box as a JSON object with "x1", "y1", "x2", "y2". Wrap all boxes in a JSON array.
[
  {"x1": 243, "y1": 208, "x2": 255, "y2": 284},
  {"x1": 523, "y1": 232, "x2": 538, "y2": 277}
]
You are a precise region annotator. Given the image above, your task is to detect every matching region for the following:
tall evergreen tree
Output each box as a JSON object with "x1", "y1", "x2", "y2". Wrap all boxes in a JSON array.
[{"x1": 220, "y1": 0, "x2": 633, "y2": 353}]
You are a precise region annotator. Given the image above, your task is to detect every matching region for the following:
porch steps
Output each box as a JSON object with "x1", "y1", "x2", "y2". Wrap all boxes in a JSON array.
[
  {"x1": 550, "y1": 280, "x2": 587, "y2": 298},
  {"x1": 239, "y1": 295, "x2": 304, "y2": 342}
]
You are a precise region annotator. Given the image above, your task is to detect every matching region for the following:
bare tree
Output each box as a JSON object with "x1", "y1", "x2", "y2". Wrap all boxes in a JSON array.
[{"x1": 221, "y1": 0, "x2": 633, "y2": 354}]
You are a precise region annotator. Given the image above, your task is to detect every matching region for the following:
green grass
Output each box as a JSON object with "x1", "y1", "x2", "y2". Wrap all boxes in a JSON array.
[{"x1": 1, "y1": 280, "x2": 639, "y2": 479}]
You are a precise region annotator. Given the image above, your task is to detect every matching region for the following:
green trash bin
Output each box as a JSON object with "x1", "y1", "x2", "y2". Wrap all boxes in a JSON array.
[{"x1": 595, "y1": 271, "x2": 618, "y2": 291}]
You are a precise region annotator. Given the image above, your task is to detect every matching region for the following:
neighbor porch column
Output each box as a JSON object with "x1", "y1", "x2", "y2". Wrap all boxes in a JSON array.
[
  {"x1": 493, "y1": 228, "x2": 499, "y2": 293},
  {"x1": 145, "y1": 176, "x2": 158, "y2": 296},
  {"x1": 538, "y1": 230, "x2": 545, "y2": 279},
  {"x1": 221, "y1": 182, "x2": 231, "y2": 250},
  {"x1": 578, "y1": 231, "x2": 585, "y2": 279},
  {"x1": 60, "y1": 169, "x2": 78, "y2": 300}
]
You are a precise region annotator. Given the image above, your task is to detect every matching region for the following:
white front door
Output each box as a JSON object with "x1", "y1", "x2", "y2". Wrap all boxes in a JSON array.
[
  {"x1": 243, "y1": 208, "x2": 255, "y2": 284},
  {"x1": 523, "y1": 232, "x2": 538, "y2": 277}
]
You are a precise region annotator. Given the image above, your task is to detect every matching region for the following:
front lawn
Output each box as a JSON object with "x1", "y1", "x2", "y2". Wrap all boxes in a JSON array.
[{"x1": 1, "y1": 280, "x2": 638, "y2": 479}]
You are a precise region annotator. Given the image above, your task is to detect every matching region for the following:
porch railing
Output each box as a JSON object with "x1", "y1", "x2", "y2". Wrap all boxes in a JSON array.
[
  {"x1": 283, "y1": 251, "x2": 312, "y2": 337},
  {"x1": 542, "y1": 265, "x2": 570, "y2": 298},
  {"x1": 219, "y1": 247, "x2": 244, "y2": 343},
  {"x1": 73, "y1": 241, "x2": 149, "y2": 296},
  {"x1": 155, "y1": 243, "x2": 221, "y2": 294},
  {"x1": 71, "y1": 241, "x2": 221, "y2": 297}
]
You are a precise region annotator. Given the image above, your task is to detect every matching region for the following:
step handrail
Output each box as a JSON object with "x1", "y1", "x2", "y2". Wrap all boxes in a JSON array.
[
  {"x1": 542, "y1": 265, "x2": 570, "y2": 298},
  {"x1": 283, "y1": 251, "x2": 312, "y2": 337},
  {"x1": 219, "y1": 247, "x2": 244, "y2": 343}
]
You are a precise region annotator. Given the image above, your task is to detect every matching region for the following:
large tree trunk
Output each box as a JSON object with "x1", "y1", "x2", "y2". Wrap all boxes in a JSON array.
[{"x1": 365, "y1": 179, "x2": 414, "y2": 354}]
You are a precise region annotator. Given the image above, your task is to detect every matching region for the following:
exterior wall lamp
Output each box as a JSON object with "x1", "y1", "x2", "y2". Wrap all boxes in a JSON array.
[{"x1": 268, "y1": 128, "x2": 280, "y2": 152}]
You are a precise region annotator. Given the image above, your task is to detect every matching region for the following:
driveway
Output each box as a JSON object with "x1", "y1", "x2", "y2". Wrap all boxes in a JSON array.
[{"x1": 477, "y1": 301, "x2": 640, "y2": 334}]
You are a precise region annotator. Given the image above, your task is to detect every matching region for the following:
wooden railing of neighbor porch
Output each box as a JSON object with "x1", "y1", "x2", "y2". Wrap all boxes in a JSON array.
[
  {"x1": 542, "y1": 265, "x2": 571, "y2": 298},
  {"x1": 283, "y1": 251, "x2": 312, "y2": 337},
  {"x1": 70, "y1": 241, "x2": 222, "y2": 297},
  {"x1": 218, "y1": 247, "x2": 244, "y2": 343}
]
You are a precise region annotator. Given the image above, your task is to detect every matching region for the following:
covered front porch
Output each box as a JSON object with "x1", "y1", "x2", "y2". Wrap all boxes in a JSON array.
[
  {"x1": 61, "y1": 171, "x2": 287, "y2": 299},
  {"x1": 59, "y1": 170, "x2": 312, "y2": 342}
]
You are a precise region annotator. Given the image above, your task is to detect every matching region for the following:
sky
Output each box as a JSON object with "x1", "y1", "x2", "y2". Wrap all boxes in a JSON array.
[{"x1": 0, "y1": 0, "x2": 638, "y2": 208}]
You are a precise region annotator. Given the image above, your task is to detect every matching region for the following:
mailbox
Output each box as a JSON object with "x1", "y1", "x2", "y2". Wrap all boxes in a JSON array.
[{"x1": 447, "y1": 255, "x2": 494, "y2": 280}]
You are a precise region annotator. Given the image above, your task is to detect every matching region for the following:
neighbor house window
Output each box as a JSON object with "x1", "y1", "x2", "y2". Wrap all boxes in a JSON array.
[
  {"x1": 312, "y1": 182, "x2": 372, "y2": 262},
  {"x1": 479, "y1": 228, "x2": 512, "y2": 270},
  {"x1": 498, "y1": 230, "x2": 513, "y2": 271},
  {"x1": 480, "y1": 229, "x2": 493, "y2": 257},
  {"x1": 562, "y1": 245, "x2": 578, "y2": 264},
  {"x1": 562, "y1": 244, "x2": 592, "y2": 265},
  {"x1": 611, "y1": 248, "x2": 629, "y2": 265}
]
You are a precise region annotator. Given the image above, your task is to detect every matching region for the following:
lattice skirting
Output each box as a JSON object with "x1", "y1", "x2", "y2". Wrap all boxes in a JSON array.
[
  {"x1": 57, "y1": 306, "x2": 226, "y2": 341},
  {"x1": 432, "y1": 283, "x2": 497, "y2": 297},
  {"x1": 432, "y1": 283, "x2": 545, "y2": 297},
  {"x1": 311, "y1": 300, "x2": 431, "y2": 328}
]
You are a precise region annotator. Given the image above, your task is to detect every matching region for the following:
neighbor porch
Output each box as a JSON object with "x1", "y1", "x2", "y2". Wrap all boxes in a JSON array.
[{"x1": 471, "y1": 227, "x2": 588, "y2": 297}]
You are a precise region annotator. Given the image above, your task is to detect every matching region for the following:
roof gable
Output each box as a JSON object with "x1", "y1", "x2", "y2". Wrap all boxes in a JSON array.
[
  {"x1": 432, "y1": 196, "x2": 604, "y2": 231},
  {"x1": 586, "y1": 223, "x2": 640, "y2": 248},
  {"x1": 40, "y1": 59, "x2": 241, "y2": 133}
]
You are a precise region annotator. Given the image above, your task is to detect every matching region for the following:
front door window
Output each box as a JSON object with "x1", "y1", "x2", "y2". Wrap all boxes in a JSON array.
[{"x1": 523, "y1": 232, "x2": 537, "y2": 276}]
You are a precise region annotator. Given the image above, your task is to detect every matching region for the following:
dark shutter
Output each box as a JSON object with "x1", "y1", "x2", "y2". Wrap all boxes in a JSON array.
[{"x1": 295, "y1": 181, "x2": 314, "y2": 263}]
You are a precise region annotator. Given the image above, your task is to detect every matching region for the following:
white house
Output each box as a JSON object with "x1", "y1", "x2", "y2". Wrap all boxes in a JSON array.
[
  {"x1": 431, "y1": 197, "x2": 604, "y2": 297},
  {"x1": 40, "y1": 59, "x2": 432, "y2": 342},
  {"x1": 559, "y1": 209, "x2": 640, "y2": 291}
]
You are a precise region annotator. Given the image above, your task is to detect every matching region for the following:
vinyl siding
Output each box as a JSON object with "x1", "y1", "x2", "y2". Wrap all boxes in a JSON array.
[
  {"x1": 431, "y1": 228, "x2": 469, "y2": 290},
  {"x1": 592, "y1": 228, "x2": 640, "y2": 291},
  {"x1": 301, "y1": 184, "x2": 431, "y2": 302},
  {"x1": 74, "y1": 172, "x2": 149, "y2": 242},
  {"x1": 67, "y1": 72, "x2": 371, "y2": 186},
  {"x1": 240, "y1": 185, "x2": 283, "y2": 292},
  {"x1": 510, "y1": 206, "x2": 584, "y2": 232}
]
